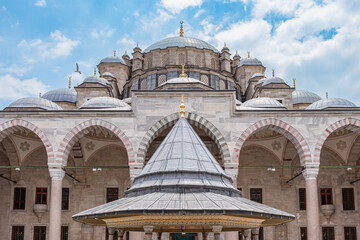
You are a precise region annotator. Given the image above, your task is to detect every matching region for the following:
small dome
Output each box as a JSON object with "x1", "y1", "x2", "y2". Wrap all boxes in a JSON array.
[
  {"x1": 42, "y1": 88, "x2": 77, "y2": 103},
  {"x1": 7, "y1": 97, "x2": 63, "y2": 110},
  {"x1": 241, "y1": 97, "x2": 286, "y2": 109},
  {"x1": 122, "y1": 97, "x2": 132, "y2": 104},
  {"x1": 144, "y1": 36, "x2": 219, "y2": 53},
  {"x1": 262, "y1": 76, "x2": 287, "y2": 87},
  {"x1": 100, "y1": 56, "x2": 126, "y2": 65},
  {"x1": 160, "y1": 77, "x2": 206, "y2": 87},
  {"x1": 80, "y1": 97, "x2": 131, "y2": 110},
  {"x1": 83, "y1": 76, "x2": 110, "y2": 87},
  {"x1": 292, "y1": 90, "x2": 321, "y2": 105},
  {"x1": 102, "y1": 72, "x2": 115, "y2": 78},
  {"x1": 236, "y1": 99, "x2": 242, "y2": 106},
  {"x1": 251, "y1": 73, "x2": 265, "y2": 79},
  {"x1": 256, "y1": 77, "x2": 267, "y2": 86},
  {"x1": 238, "y1": 57, "x2": 262, "y2": 67},
  {"x1": 306, "y1": 98, "x2": 357, "y2": 110}
]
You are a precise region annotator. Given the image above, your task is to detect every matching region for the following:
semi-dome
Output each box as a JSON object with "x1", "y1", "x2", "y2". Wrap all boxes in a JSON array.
[
  {"x1": 42, "y1": 88, "x2": 77, "y2": 103},
  {"x1": 251, "y1": 73, "x2": 264, "y2": 79},
  {"x1": 99, "y1": 56, "x2": 126, "y2": 65},
  {"x1": 6, "y1": 97, "x2": 63, "y2": 110},
  {"x1": 292, "y1": 90, "x2": 321, "y2": 105},
  {"x1": 82, "y1": 76, "x2": 110, "y2": 87},
  {"x1": 122, "y1": 97, "x2": 132, "y2": 104},
  {"x1": 80, "y1": 97, "x2": 131, "y2": 110},
  {"x1": 238, "y1": 57, "x2": 262, "y2": 67},
  {"x1": 144, "y1": 36, "x2": 219, "y2": 53},
  {"x1": 241, "y1": 97, "x2": 286, "y2": 109},
  {"x1": 160, "y1": 77, "x2": 206, "y2": 86},
  {"x1": 256, "y1": 77, "x2": 267, "y2": 86},
  {"x1": 102, "y1": 72, "x2": 115, "y2": 78},
  {"x1": 306, "y1": 98, "x2": 357, "y2": 110},
  {"x1": 262, "y1": 76, "x2": 287, "y2": 87}
]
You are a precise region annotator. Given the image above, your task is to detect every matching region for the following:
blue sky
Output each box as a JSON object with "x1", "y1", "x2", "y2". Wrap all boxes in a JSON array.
[{"x1": 1, "y1": 0, "x2": 360, "y2": 109}]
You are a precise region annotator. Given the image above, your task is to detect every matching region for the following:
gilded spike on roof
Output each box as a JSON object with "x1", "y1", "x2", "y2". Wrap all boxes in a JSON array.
[
  {"x1": 248, "y1": 51, "x2": 250, "y2": 58},
  {"x1": 293, "y1": 78, "x2": 296, "y2": 90},
  {"x1": 180, "y1": 21, "x2": 184, "y2": 37},
  {"x1": 94, "y1": 68, "x2": 96, "y2": 76},
  {"x1": 181, "y1": 64, "x2": 185, "y2": 77},
  {"x1": 180, "y1": 95, "x2": 185, "y2": 117},
  {"x1": 68, "y1": 76, "x2": 71, "y2": 89},
  {"x1": 114, "y1": 50, "x2": 116, "y2": 56},
  {"x1": 272, "y1": 69, "x2": 275, "y2": 77}
]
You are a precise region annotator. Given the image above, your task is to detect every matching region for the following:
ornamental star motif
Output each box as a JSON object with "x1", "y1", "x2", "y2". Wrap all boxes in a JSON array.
[
  {"x1": 271, "y1": 141, "x2": 281, "y2": 151},
  {"x1": 85, "y1": 141, "x2": 95, "y2": 151},
  {"x1": 336, "y1": 140, "x2": 347, "y2": 150},
  {"x1": 19, "y1": 141, "x2": 30, "y2": 152}
]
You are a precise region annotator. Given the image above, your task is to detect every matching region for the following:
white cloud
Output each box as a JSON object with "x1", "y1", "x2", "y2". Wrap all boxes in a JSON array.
[
  {"x1": 194, "y1": 9, "x2": 205, "y2": 18},
  {"x1": 117, "y1": 37, "x2": 136, "y2": 50},
  {"x1": 18, "y1": 30, "x2": 79, "y2": 62},
  {"x1": 34, "y1": 0, "x2": 46, "y2": 7},
  {"x1": 160, "y1": 0, "x2": 203, "y2": 14},
  {"x1": 68, "y1": 72, "x2": 84, "y2": 86},
  {"x1": 140, "y1": 8, "x2": 174, "y2": 32},
  {"x1": 91, "y1": 27, "x2": 115, "y2": 39},
  {"x1": 0, "y1": 74, "x2": 48, "y2": 100},
  {"x1": 0, "y1": 64, "x2": 32, "y2": 76}
]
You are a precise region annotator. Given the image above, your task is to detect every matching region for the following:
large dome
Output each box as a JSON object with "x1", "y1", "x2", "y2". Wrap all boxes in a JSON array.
[
  {"x1": 144, "y1": 36, "x2": 219, "y2": 53},
  {"x1": 42, "y1": 88, "x2": 77, "y2": 103},
  {"x1": 292, "y1": 90, "x2": 321, "y2": 105}
]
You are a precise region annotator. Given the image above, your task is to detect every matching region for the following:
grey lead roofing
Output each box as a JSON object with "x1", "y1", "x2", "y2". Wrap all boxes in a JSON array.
[
  {"x1": 144, "y1": 36, "x2": 219, "y2": 53},
  {"x1": 42, "y1": 88, "x2": 77, "y2": 103},
  {"x1": 7, "y1": 97, "x2": 63, "y2": 110},
  {"x1": 73, "y1": 117, "x2": 294, "y2": 220},
  {"x1": 292, "y1": 90, "x2": 321, "y2": 105},
  {"x1": 306, "y1": 98, "x2": 357, "y2": 109}
]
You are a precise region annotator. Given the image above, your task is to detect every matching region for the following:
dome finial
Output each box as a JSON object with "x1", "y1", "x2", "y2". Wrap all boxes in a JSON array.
[
  {"x1": 181, "y1": 64, "x2": 185, "y2": 77},
  {"x1": 180, "y1": 21, "x2": 184, "y2": 37},
  {"x1": 293, "y1": 78, "x2": 296, "y2": 90},
  {"x1": 114, "y1": 50, "x2": 116, "y2": 57},
  {"x1": 68, "y1": 76, "x2": 72, "y2": 89},
  {"x1": 248, "y1": 51, "x2": 250, "y2": 58},
  {"x1": 272, "y1": 69, "x2": 275, "y2": 77},
  {"x1": 180, "y1": 95, "x2": 185, "y2": 117},
  {"x1": 94, "y1": 67, "x2": 97, "y2": 76},
  {"x1": 136, "y1": 42, "x2": 139, "y2": 47},
  {"x1": 106, "y1": 67, "x2": 109, "y2": 72}
]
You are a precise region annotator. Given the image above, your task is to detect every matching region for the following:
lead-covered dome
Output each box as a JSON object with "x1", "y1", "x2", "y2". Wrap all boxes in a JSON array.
[
  {"x1": 100, "y1": 56, "x2": 126, "y2": 65},
  {"x1": 160, "y1": 77, "x2": 206, "y2": 86},
  {"x1": 238, "y1": 57, "x2": 262, "y2": 67},
  {"x1": 250, "y1": 73, "x2": 264, "y2": 79},
  {"x1": 82, "y1": 76, "x2": 110, "y2": 87},
  {"x1": 144, "y1": 36, "x2": 219, "y2": 53},
  {"x1": 240, "y1": 97, "x2": 286, "y2": 109},
  {"x1": 42, "y1": 88, "x2": 77, "y2": 103},
  {"x1": 306, "y1": 98, "x2": 357, "y2": 110},
  {"x1": 262, "y1": 76, "x2": 287, "y2": 87},
  {"x1": 80, "y1": 97, "x2": 131, "y2": 110},
  {"x1": 292, "y1": 90, "x2": 321, "y2": 105},
  {"x1": 6, "y1": 97, "x2": 63, "y2": 110}
]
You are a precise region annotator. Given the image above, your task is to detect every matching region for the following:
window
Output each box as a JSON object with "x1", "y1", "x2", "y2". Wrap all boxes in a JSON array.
[
  {"x1": 300, "y1": 227, "x2": 307, "y2": 240},
  {"x1": 250, "y1": 188, "x2": 262, "y2": 203},
  {"x1": 320, "y1": 188, "x2": 333, "y2": 205},
  {"x1": 12, "y1": 226, "x2": 24, "y2": 240},
  {"x1": 35, "y1": 188, "x2": 47, "y2": 204},
  {"x1": 61, "y1": 226, "x2": 68, "y2": 240},
  {"x1": 344, "y1": 227, "x2": 357, "y2": 240},
  {"x1": 106, "y1": 188, "x2": 118, "y2": 203},
  {"x1": 259, "y1": 227, "x2": 264, "y2": 240},
  {"x1": 34, "y1": 226, "x2": 46, "y2": 240},
  {"x1": 62, "y1": 188, "x2": 69, "y2": 210},
  {"x1": 342, "y1": 188, "x2": 355, "y2": 210},
  {"x1": 299, "y1": 188, "x2": 306, "y2": 210},
  {"x1": 13, "y1": 188, "x2": 26, "y2": 210},
  {"x1": 322, "y1": 227, "x2": 334, "y2": 240}
]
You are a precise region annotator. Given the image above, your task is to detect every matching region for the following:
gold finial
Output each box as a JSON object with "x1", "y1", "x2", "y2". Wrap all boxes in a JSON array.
[
  {"x1": 101, "y1": 72, "x2": 103, "y2": 78},
  {"x1": 68, "y1": 76, "x2": 72, "y2": 89},
  {"x1": 181, "y1": 64, "x2": 185, "y2": 77},
  {"x1": 180, "y1": 21, "x2": 184, "y2": 37},
  {"x1": 106, "y1": 67, "x2": 109, "y2": 72},
  {"x1": 256, "y1": 67, "x2": 259, "y2": 73},
  {"x1": 136, "y1": 42, "x2": 139, "y2": 47},
  {"x1": 293, "y1": 78, "x2": 296, "y2": 90},
  {"x1": 114, "y1": 50, "x2": 116, "y2": 56},
  {"x1": 248, "y1": 51, "x2": 250, "y2": 58},
  {"x1": 180, "y1": 95, "x2": 185, "y2": 117},
  {"x1": 94, "y1": 67, "x2": 97, "y2": 76},
  {"x1": 272, "y1": 69, "x2": 275, "y2": 77}
]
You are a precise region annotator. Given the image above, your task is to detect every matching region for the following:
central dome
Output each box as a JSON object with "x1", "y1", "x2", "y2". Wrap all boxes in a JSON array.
[{"x1": 144, "y1": 36, "x2": 219, "y2": 53}]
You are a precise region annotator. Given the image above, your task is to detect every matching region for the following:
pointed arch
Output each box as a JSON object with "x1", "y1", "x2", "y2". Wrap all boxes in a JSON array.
[
  {"x1": 57, "y1": 119, "x2": 135, "y2": 167},
  {"x1": 136, "y1": 112, "x2": 231, "y2": 165},
  {"x1": 232, "y1": 118, "x2": 312, "y2": 166}
]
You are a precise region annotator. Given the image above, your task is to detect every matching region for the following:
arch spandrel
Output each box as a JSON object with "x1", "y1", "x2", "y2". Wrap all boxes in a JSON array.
[
  {"x1": 232, "y1": 118, "x2": 312, "y2": 166},
  {"x1": 57, "y1": 119, "x2": 135, "y2": 167},
  {"x1": 136, "y1": 112, "x2": 231, "y2": 165}
]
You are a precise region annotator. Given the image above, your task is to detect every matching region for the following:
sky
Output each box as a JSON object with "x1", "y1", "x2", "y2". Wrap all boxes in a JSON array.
[{"x1": 0, "y1": 0, "x2": 360, "y2": 109}]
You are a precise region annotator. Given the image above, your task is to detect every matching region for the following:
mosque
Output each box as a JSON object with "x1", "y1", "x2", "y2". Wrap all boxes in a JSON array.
[{"x1": 0, "y1": 23, "x2": 359, "y2": 240}]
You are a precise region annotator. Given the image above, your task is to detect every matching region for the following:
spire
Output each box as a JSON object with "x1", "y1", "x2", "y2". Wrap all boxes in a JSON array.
[
  {"x1": 272, "y1": 69, "x2": 275, "y2": 77},
  {"x1": 181, "y1": 64, "x2": 185, "y2": 77},
  {"x1": 180, "y1": 95, "x2": 185, "y2": 117},
  {"x1": 293, "y1": 78, "x2": 296, "y2": 90},
  {"x1": 180, "y1": 21, "x2": 184, "y2": 37},
  {"x1": 106, "y1": 67, "x2": 109, "y2": 72},
  {"x1": 94, "y1": 67, "x2": 97, "y2": 76},
  {"x1": 326, "y1": 92, "x2": 328, "y2": 98},
  {"x1": 114, "y1": 50, "x2": 116, "y2": 56},
  {"x1": 68, "y1": 76, "x2": 72, "y2": 89},
  {"x1": 136, "y1": 42, "x2": 139, "y2": 47},
  {"x1": 248, "y1": 51, "x2": 250, "y2": 58}
]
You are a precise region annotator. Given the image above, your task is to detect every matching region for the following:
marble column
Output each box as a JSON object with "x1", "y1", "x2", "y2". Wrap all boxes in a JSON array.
[
  {"x1": 303, "y1": 166, "x2": 320, "y2": 240},
  {"x1": 243, "y1": 229, "x2": 251, "y2": 240},
  {"x1": 48, "y1": 168, "x2": 65, "y2": 240},
  {"x1": 144, "y1": 226, "x2": 154, "y2": 240},
  {"x1": 213, "y1": 226, "x2": 223, "y2": 240},
  {"x1": 251, "y1": 228, "x2": 259, "y2": 240}
]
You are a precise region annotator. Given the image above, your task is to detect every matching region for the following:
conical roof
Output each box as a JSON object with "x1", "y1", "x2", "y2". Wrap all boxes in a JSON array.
[{"x1": 73, "y1": 117, "x2": 294, "y2": 227}]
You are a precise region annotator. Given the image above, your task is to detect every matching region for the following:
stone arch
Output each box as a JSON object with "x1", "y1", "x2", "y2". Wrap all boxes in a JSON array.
[
  {"x1": 136, "y1": 112, "x2": 231, "y2": 165},
  {"x1": 0, "y1": 119, "x2": 55, "y2": 165},
  {"x1": 232, "y1": 118, "x2": 312, "y2": 166},
  {"x1": 314, "y1": 118, "x2": 360, "y2": 164},
  {"x1": 57, "y1": 119, "x2": 135, "y2": 167}
]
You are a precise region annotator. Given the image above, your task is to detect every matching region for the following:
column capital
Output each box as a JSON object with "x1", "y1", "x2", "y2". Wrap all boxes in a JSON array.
[
  {"x1": 49, "y1": 168, "x2": 65, "y2": 180},
  {"x1": 212, "y1": 225, "x2": 223, "y2": 233},
  {"x1": 303, "y1": 166, "x2": 319, "y2": 180},
  {"x1": 143, "y1": 225, "x2": 154, "y2": 233}
]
